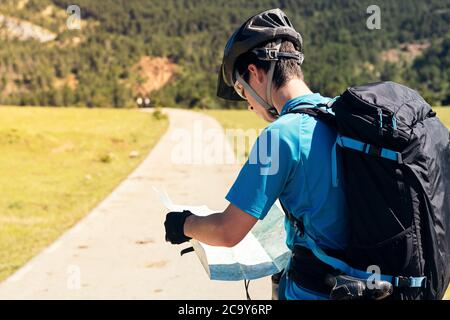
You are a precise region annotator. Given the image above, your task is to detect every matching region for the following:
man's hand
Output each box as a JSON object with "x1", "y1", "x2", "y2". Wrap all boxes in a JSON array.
[
  {"x1": 183, "y1": 204, "x2": 258, "y2": 247},
  {"x1": 164, "y1": 210, "x2": 193, "y2": 245}
]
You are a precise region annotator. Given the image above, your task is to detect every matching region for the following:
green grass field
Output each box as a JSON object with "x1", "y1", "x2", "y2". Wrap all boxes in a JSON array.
[
  {"x1": 207, "y1": 107, "x2": 450, "y2": 299},
  {"x1": 0, "y1": 107, "x2": 168, "y2": 281}
]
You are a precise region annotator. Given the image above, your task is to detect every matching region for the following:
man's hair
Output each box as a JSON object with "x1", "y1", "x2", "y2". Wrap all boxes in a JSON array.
[{"x1": 234, "y1": 40, "x2": 304, "y2": 89}]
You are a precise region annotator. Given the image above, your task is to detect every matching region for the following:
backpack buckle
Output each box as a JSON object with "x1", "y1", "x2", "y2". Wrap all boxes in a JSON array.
[
  {"x1": 395, "y1": 276, "x2": 410, "y2": 288},
  {"x1": 364, "y1": 144, "x2": 381, "y2": 157},
  {"x1": 394, "y1": 276, "x2": 426, "y2": 288}
]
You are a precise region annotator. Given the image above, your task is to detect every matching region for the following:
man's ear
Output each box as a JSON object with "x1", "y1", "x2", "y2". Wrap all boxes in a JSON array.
[
  {"x1": 248, "y1": 64, "x2": 265, "y2": 84},
  {"x1": 257, "y1": 68, "x2": 266, "y2": 84}
]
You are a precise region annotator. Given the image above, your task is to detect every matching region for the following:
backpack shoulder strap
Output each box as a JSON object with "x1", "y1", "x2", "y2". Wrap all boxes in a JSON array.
[{"x1": 284, "y1": 102, "x2": 337, "y2": 130}]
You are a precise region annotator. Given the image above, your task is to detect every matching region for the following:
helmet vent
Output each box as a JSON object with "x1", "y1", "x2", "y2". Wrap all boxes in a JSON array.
[
  {"x1": 265, "y1": 12, "x2": 284, "y2": 26},
  {"x1": 283, "y1": 15, "x2": 293, "y2": 28}
]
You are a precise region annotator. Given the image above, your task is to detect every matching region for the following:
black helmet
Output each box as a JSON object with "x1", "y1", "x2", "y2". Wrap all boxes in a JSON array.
[{"x1": 217, "y1": 8, "x2": 303, "y2": 101}]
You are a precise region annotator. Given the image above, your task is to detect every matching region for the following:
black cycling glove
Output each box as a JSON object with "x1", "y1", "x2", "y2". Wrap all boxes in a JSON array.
[{"x1": 164, "y1": 210, "x2": 193, "y2": 245}]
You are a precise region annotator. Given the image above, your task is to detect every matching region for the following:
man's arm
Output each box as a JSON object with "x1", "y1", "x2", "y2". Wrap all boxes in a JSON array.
[{"x1": 183, "y1": 203, "x2": 258, "y2": 248}]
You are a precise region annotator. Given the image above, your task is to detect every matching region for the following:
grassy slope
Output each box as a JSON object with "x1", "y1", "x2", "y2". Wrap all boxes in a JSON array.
[
  {"x1": 207, "y1": 108, "x2": 450, "y2": 299},
  {"x1": 0, "y1": 107, "x2": 168, "y2": 281}
]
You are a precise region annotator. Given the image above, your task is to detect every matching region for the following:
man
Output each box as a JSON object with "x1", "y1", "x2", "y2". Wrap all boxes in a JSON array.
[{"x1": 164, "y1": 8, "x2": 348, "y2": 300}]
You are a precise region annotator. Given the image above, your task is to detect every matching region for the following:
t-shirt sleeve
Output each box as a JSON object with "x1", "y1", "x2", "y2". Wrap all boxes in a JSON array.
[{"x1": 225, "y1": 127, "x2": 299, "y2": 220}]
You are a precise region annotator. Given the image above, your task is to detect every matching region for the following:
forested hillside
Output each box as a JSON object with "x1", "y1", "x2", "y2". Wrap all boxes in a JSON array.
[{"x1": 0, "y1": 0, "x2": 449, "y2": 108}]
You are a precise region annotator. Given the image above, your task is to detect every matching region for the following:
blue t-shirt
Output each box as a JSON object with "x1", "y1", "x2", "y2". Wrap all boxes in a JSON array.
[{"x1": 225, "y1": 93, "x2": 348, "y2": 299}]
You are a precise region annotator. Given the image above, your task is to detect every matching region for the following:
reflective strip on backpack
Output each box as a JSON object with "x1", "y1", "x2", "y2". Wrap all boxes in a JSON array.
[{"x1": 335, "y1": 135, "x2": 402, "y2": 163}]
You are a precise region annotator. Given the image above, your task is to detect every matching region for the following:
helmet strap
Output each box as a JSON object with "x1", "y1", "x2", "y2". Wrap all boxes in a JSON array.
[
  {"x1": 235, "y1": 72, "x2": 278, "y2": 118},
  {"x1": 234, "y1": 39, "x2": 282, "y2": 119},
  {"x1": 266, "y1": 39, "x2": 282, "y2": 113}
]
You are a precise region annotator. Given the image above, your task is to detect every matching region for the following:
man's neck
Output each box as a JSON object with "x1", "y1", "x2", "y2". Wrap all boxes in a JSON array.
[{"x1": 272, "y1": 78, "x2": 313, "y2": 114}]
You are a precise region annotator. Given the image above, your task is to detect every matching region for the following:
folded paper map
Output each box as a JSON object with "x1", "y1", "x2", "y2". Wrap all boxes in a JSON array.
[{"x1": 155, "y1": 187, "x2": 290, "y2": 281}]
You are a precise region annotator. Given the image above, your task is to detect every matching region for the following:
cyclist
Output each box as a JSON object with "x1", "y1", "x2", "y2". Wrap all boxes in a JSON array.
[{"x1": 164, "y1": 8, "x2": 348, "y2": 300}]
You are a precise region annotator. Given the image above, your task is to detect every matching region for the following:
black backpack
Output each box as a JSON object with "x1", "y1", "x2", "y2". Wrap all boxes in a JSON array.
[{"x1": 285, "y1": 81, "x2": 450, "y2": 300}]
